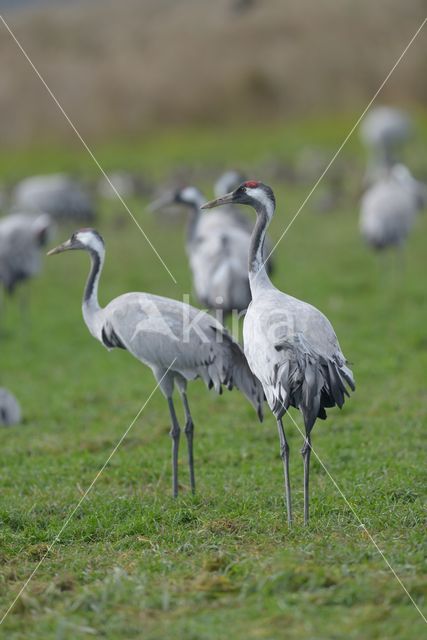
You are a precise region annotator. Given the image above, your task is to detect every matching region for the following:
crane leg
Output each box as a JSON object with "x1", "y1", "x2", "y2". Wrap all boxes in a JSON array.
[
  {"x1": 181, "y1": 392, "x2": 196, "y2": 493},
  {"x1": 167, "y1": 397, "x2": 181, "y2": 498},
  {"x1": 277, "y1": 418, "x2": 292, "y2": 526},
  {"x1": 301, "y1": 433, "x2": 312, "y2": 525}
]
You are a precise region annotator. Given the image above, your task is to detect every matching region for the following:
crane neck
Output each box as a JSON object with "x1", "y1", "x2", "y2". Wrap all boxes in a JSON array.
[
  {"x1": 82, "y1": 247, "x2": 104, "y2": 332},
  {"x1": 249, "y1": 200, "x2": 274, "y2": 294}
]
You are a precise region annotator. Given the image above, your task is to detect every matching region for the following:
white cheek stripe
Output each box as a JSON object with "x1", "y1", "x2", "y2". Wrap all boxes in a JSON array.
[
  {"x1": 181, "y1": 187, "x2": 200, "y2": 202},
  {"x1": 250, "y1": 188, "x2": 274, "y2": 217},
  {"x1": 77, "y1": 231, "x2": 101, "y2": 251}
]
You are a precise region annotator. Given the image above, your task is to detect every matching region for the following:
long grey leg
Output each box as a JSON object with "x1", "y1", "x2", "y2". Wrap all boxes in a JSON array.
[
  {"x1": 181, "y1": 392, "x2": 196, "y2": 493},
  {"x1": 277, "y1": 418, "x2": 292, "y2": 526},
  {"x1": 301, "y1": 433, "x2": 312, "y2": 525},
  {"x1": 167, "y1": 397, "x2": 181, "y2": 498}
]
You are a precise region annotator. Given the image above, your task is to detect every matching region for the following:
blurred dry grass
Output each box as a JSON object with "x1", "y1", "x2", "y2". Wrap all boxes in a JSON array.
[{"x1": 0, "y1": 0, "x2": 426, "y2": 146}]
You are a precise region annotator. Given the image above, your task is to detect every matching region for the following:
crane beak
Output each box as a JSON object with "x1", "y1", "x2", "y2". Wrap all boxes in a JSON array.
[
  {"x1": 201, "y1": 192, "x2": 235, "y2": 209},
  {"x1": 46, "y1": 238, "x2": 74, "y2": 256}
]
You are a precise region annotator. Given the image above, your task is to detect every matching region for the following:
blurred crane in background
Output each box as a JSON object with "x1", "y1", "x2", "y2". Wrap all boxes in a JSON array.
[
  {"x1": 359, "y1": 164, "x2": 426, "y2": 252},
  {"x1": 97, "y1": 171, "x2": 152, "y2": 200},
  {"x1": 0, "y1": 388, "x2": 21, "y2": 426},
  {"x1": 360, "y1": 107, "x2": 412, "y2": 186},
  {"x1": 150, "y1": 185, "x2": 253, "y2": 314},
  {"x1": 12, "y1": 174, "x2": 96, "y2": 223},
  {"x1": 0, "y1": 212, "x2": 52, "y2": 299},
  {"x1": 150, "y1": 177, "x2": 273, "y2": 315}
]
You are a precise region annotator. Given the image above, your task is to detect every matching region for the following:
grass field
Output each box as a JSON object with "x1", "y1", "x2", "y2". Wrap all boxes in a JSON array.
[{"x1": 0, "y1": 118, "x2": 426, "y2": 638}]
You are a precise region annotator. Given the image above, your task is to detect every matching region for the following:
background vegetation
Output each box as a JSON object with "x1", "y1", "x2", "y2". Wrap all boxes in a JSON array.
[{"x1": 0, "y1": 0, "x2": 426, "y2": 145}]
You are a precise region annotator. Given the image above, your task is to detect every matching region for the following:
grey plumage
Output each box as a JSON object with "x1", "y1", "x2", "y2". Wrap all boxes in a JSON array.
[
  {"x1": 243, "y1": 289, "x2": 354, "y2": 430},
  {"x1": 100, "y1": 291, "x2": 264, "y2": 415},
  {"x1": 151, "y1": 185, "x2": 253, "y2": 313},
  {"x1": 360, "y1": 164, "x2": 425, "y2": 250},
  {"x1": 150, "y1": 183, "x2": 273, "y2": 314},
  {"x1": 360, "y1": 107, "x2": 412, "y2": 186},
  {"x1": 0, "y1": 389, "x2": 21, "y2": 426},
  {"x1": 0, "y1": 212, "x2": 52, "y2": 295},
  {"x1": 12, "y1": 174, "x2": 95, "y2": 223},
  {"x1": 97, "y1": 171, "x2": 151, "y2": 200},
  {"x1": 202, "y1": 181, "x2": 355, "y2": 525},
  {"x1": 47, "y1": 228, "x2": 264, "y2": 496}
]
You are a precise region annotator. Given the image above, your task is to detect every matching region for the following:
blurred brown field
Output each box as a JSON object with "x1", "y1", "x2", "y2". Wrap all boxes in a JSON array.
[{"x1": 0, "y1": 0, "x2": 426, "y2": 147}]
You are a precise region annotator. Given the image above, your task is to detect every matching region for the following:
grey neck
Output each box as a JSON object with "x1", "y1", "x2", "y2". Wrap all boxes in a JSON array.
[
  {"x1": 83, "y1": 249, "x2": 103, "y2": 317},
  {"x1": 248, "y1": 200, "x2": 273, "y2": 290}
]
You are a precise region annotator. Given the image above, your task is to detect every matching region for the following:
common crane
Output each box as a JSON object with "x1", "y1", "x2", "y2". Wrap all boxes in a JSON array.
[
  {"x1": 13, "y1": 174, "x2": 95, "y2": 223},
  {"x1": 150, "y1": 186, "x2": 253, "y2": 314},
  {"x1": 360, "y1": 164, "x2": 426, "y2": 251},
  {"x1": 360, "y1": 107, "x2": 412, "y2": 186},
  {"x1": 0, "y1": 212, "x2": 52, "y2": 296},
  {"x1": 47, "y1": 229, "x2": 264, "y2": 497},
  {"x1": 202, "y1": 181, "x2": 355, "y2": 525},
  {"x1": 150, "y1": 185, "x2": 274, "y2": 315}
]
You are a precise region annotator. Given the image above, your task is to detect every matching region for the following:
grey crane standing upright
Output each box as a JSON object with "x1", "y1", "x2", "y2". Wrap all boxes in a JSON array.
[
  {"x1": 0, "y1": 212, "x2": 52, "y2": 297},
  {"x1": 150, "y1": 186, "x2": 254, "y2": 314},
  {"x1": 359, "y1": 164, "x2": 426, "y2": 251},
  {"x1": 360, "y1": 107, "x2": 412, "y2": 186},
  {"x1": 47, "y1": 229, "x2": 264, "y2": 497},
  {"x1": 150, "y1": 184, "x2": 273, "y2": 315},
  {"x1": 202, "y1": 181, "x2": 355, "y2": 525}
]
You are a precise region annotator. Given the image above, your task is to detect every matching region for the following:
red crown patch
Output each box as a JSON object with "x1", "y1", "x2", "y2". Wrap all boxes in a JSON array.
[{"x1": 244, "y1": 180, "x2": 260, "y2": 188}]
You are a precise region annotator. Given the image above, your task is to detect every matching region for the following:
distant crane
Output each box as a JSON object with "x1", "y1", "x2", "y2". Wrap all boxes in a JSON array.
[
  {"x1": 12, "y1": 174, "x2": 95, "y2": 223},
  {"x1": 0, "y1": 212, "x2": 52, "y2": 296},
  {"x1": 150, "y1": 184, "x2": 273, "y2": 314},
  {"x1": 47, "y1": 229, "x2": 264, "y2": 497},
  {"x1": 360, "y1": 164, "x2": 426, "y2": 251},
  {"x1": 0, "y1": 388, "x2": 21, "y2": 426},
  {"x1": 97, "y1": 171, "x2": 151, "y2": 200},
  {"x1": 202, "y1": 181, "x2": 355, "y2": 525},
  {"x1": 360, "y1": 107, "x2": 412, "y2": 186},
  {"x1": 150, "y1": 186, "x2": 253, "y2": 314}
]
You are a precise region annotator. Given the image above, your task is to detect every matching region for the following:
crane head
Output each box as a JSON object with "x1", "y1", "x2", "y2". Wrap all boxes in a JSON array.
[
  {"x1": 201, "y1": 181, "x2": 276, "y2": 218},
  {"x1": 175, "y1": 186, "x2": 205, "y2": 206},
  {"x1": 148, "y1": 186, "x2": 204, "y2": 212},
  {"x1": 47, "y1": 228, "x2": 104, "y2": 256}
]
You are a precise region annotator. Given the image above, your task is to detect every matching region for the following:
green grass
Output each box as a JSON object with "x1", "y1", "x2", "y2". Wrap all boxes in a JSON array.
[{"x1": 0, "y1": 118, "x2": 426, "y2": 639}]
